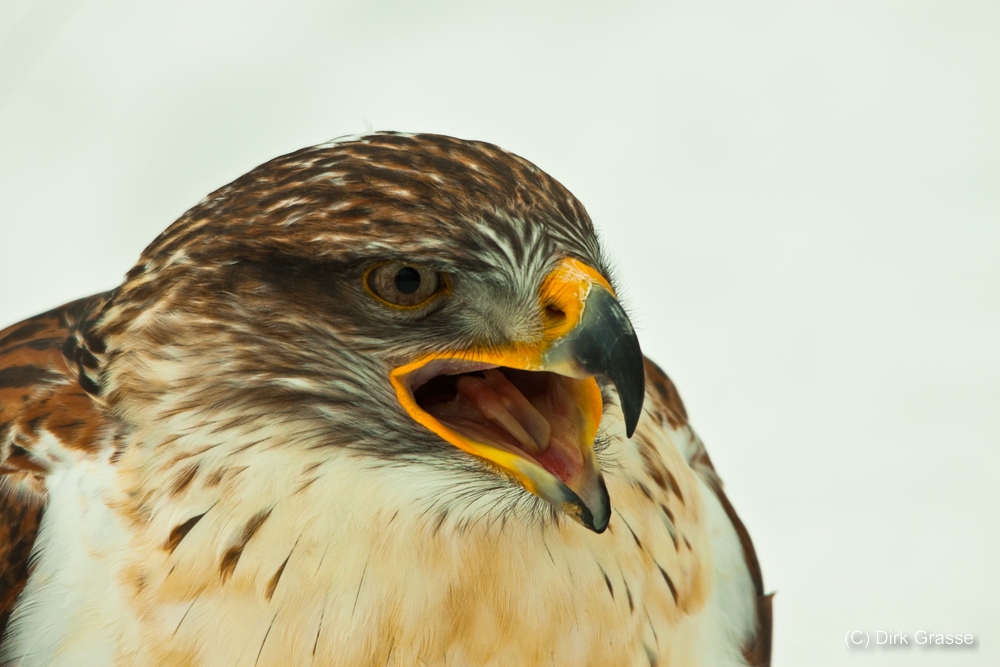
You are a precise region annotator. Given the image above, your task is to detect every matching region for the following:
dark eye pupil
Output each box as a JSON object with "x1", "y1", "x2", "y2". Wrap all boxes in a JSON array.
[{"x1": 394, "y1": 267, "x2": 421, "y2": 294}]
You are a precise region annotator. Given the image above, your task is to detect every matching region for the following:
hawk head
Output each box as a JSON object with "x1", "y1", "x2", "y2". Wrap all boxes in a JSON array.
[{"x1": 92, "y1": 133, "x2": 644, "y2": 533}]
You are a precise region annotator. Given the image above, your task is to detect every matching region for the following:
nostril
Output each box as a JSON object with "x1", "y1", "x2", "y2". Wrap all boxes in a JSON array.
[{"x1": 544, "y1": 304, "x2": 567, "y2": 325}]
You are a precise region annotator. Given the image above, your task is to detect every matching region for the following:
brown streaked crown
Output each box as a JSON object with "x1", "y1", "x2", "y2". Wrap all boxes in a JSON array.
[{"x1": 94, "y1": 133, "x2": 607, "y2": 367}]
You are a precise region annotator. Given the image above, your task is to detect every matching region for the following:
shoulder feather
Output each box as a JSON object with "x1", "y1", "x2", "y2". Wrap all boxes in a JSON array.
[
  {"x1": 643, "y1": 357, "x2": 773, "y2": 666},
  {"x1": 0, "y1": 293, "x2": 113, "y2": 637}
]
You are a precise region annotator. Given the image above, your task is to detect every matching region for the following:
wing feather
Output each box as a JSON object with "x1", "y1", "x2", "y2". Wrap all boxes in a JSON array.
[{"x1": 0, "y1": 293, "x2": 112, "y2": 637}]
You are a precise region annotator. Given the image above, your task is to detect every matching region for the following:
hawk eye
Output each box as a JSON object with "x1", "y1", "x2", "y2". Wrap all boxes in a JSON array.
[{"x1": 365, "y1": 262, "x2": 445, "y2": 308}]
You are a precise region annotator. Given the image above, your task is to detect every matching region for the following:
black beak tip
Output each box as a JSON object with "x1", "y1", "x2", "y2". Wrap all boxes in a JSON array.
[
  {"x1": 591, "y1": 476, "x2": 611, "y2": 533},
  {"x1": 618, "y1": 345, "x2": 646, "y2": 439},
  {"x1": 586, "y1": 512, "x2": 610, "y2": 534},
  {"x1": 571, "y1": 475, "x2": 611, "y2": 534},
  {"x1": 619, "y1": 366, "x2": 646, "y2": 438},
  {"x1": 624, "y1": 405, "x2": 641, "y2": 439}
]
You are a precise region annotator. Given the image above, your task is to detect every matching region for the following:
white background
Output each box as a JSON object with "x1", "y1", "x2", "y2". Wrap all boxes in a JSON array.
[{"x1": 1, "y1": 2, "x2": 997, "y2": 664}]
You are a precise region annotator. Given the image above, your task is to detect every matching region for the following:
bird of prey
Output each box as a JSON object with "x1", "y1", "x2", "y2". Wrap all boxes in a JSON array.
[{"x1": 0, "y1": 133, "x2": 770, "y2": 667}]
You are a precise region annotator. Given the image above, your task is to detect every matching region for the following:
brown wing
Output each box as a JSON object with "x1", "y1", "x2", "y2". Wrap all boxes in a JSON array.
[
  {"x1": 643, "y1": 357, "x2": 773, "y2": 667},
  {"x1": 0, "y1": 293, "x2": 112, "y2": 636}
]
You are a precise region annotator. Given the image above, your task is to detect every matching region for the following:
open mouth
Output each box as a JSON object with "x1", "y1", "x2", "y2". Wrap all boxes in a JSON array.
[
  {"x1": 410, "y1": 362, "x2": 598, "y2": 484},
  {"x1": 391, "y1": 351, "x2": 610, "y2": 531},
  {"x1": 386, "y1": 257, "x2": 645, "y2": 533}
]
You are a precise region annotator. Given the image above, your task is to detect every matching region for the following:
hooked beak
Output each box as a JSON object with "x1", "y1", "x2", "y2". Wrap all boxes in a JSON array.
[{"x1": 390, "y1": 258, "x2": 645, "y2": 533}]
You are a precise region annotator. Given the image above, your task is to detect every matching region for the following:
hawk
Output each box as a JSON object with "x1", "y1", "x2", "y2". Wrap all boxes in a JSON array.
[{"x1": 0, "y1": 133, "x2": 771, "y2": 666}]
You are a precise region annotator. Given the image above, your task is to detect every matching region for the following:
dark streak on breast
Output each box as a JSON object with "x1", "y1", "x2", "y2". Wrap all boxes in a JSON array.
[
  {"x1": 165, "y1": 513, "x2": 206, "y2": 554},
  {"x1": 616, "y1": 512, "x2": 643, "y2": 551},
  {"x1": 293, "y1": 476, "x2": 318, "y2": 494},
  {"x1": 663, "y1": 468, "x2": 684, "y2": 506},
  {"x1": 600, "y1": 567, "x2": 614, "y2": 599},
  {"x1": 658, "y1": 502, "x2": 674, "y2": 525},
  {"x1": 254, "y1": 612, "x2": 279, "y2": 667},
  {"x1": 220, "y1": 509, "x2": 272, "y2": 584},
  {"x1": 170, "y1": 463, "x2": 200, "y2": 496},
  {"x1": 657, "y1": 564, "x2": 678, "y2": 605},
  {"x1": 204, "y1": 467, "x2": 227, "y2": 487},
  {"x1": 265, "y1": 554, "x2": 291, "y2": 602},
  {"x1": 431, "y1": 510, "x2": 448, "y2": 536},
  {"x1": 635, "y1": 481, "x2": 654, "y2": 502}
]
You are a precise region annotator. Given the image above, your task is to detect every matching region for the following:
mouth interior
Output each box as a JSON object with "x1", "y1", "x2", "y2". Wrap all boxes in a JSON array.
[{"x1": 412, "y1": 366, "x2": 590, "y2": 483}]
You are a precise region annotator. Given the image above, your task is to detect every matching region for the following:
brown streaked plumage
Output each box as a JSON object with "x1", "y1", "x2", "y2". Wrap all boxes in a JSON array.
[
  {"x1": 0, "y1": 132, "x2": 770, "y2": 666},
  {"x1": 0, "y1": 294, "x2": 111, "y2": 632}
]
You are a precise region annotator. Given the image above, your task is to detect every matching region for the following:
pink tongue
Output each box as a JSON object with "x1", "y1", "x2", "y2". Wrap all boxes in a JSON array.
[
  {"x1": 427, "y1": 369, "x2": 586, "y2": 484},
  {"x1": 455, "y1": 370, "x2": 551, "y2": 455}
]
